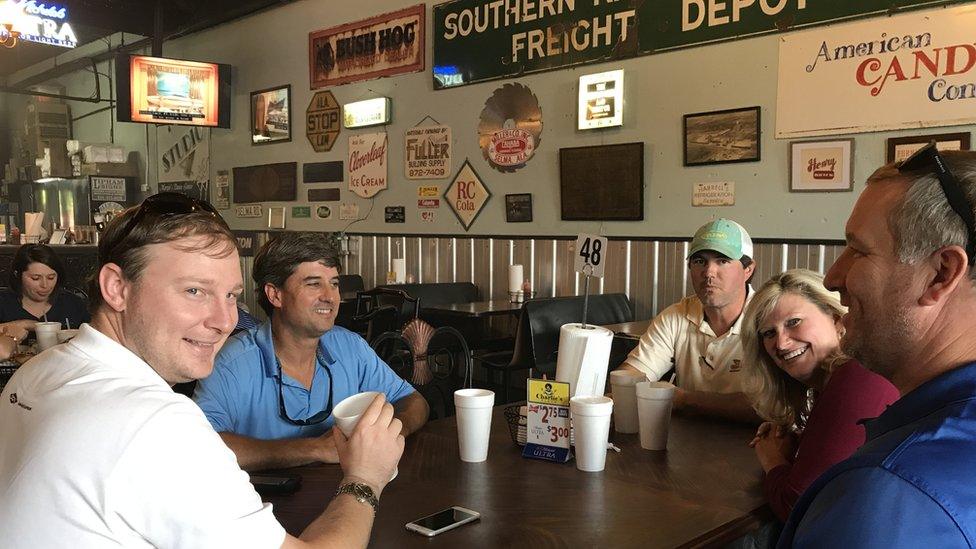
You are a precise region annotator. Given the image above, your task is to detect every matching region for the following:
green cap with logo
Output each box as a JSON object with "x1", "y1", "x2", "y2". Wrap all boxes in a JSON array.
[{"x1": 688, "y1": 219, "x2": 754, "y2": 260}]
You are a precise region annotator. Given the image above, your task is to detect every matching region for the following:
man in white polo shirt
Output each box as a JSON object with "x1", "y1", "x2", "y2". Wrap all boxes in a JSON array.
[
  {"x1": 0, "y1": 193, "x2": 402, "y2": 548},
  {"x1": 618, "y1": 219, "x2": 759, "y2": 423}
]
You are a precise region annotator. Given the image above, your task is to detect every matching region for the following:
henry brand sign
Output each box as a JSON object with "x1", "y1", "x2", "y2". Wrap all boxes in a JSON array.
[
  {"x1": 309, "y1": 4, "x2": 425, "y2": 88},
  {"x1": 431, "y1": 0, "x2": 969, "y2": 88},
  {"x1": 348, "y1": 133, "x2": 388, "y2": 198},
  {"x1": 777, "y1": 4, "x2": 976, "y2": 137}
]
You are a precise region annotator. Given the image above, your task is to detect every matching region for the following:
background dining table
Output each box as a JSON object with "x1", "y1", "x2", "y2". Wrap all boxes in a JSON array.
[{"x1": 264, "y1": 406, "x2": 770, "y2": 548}]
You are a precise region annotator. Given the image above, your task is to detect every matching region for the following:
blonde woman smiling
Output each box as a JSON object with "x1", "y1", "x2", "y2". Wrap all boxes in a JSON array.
[{"x1": 742, "y1": 269, "x2": 897, "y2": 522}]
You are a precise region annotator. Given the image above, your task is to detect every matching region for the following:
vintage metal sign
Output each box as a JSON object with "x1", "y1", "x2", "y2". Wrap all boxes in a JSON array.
[
  {"x1": 90, "y1": 177, "x2": 126, "y2": 202},
  {"x1": 348, "y1": 132, "x2": 388, "y2": 198},
  {"x1": 777, "y1": 5, "x2": 976, "y2": 137},
  {"x1": 692, "y1": 182, "x2": 735, "y2": 207},
  {"x1": 432, "y1": 0, "x2": 968, "y2": 89},
  {"x1": 444, "y1": 160, "x2": 491, "y2": 231},
  {"x1": 385, "y1": 205, "x2": 406, "y2": 223},
  {"x1": 478, "y1": 83, "x2": 542, "y2": 173},
  {"x1": 579, "y1": 69, "x2": 624, "y2": 130},
  {"x1": 158, "y1": 126, "x2": 209, "y2": 185},
  {"x1": 306, "y1": 91, "x2": 341, "y2": 152},
  {"x1": 309, "y1": 4, "x2": 425, "y2": 88},
  {"x1": 339, "y1": 202, "x2": 360, "y2": 220},
  {"x1": 405, "y1": 124, "x2": 452, "y2": 179},
  {"x1": 236, "y1": 204, "x2": 263, "y2": 218}
]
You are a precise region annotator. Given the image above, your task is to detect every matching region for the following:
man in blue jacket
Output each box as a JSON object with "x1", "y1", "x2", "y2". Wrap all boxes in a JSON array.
[
  {"x1": 194, "y1": 232, "x2": 429, "y2": 471},
  {"x1": 780, "y1": 146, "x2": 976, "y2": 546}
]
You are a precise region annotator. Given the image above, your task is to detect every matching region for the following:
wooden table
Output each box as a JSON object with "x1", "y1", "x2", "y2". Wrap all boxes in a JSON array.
[
  {"x1": 603, "y1": 319, "x2": 651, "y2": 339},
  {"x1": 266, "y1": 408, "x2": 769, "y2": 548},
  {"x1": 421, "y1": 299, "x2": 523, "y2": 318}
]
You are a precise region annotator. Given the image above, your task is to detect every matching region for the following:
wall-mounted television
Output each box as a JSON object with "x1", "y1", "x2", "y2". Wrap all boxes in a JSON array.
[
  {"x1": 559, "y1": 142, "x2": 644, "y2": 221},
  {"x1": 116, "y1": 54, "x2": 231, "y2": 128}
]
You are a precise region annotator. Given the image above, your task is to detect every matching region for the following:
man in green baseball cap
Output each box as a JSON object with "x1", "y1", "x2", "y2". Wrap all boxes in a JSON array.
[{"x1": 617, "y1": 218, "x2": 758, "y2": 423}]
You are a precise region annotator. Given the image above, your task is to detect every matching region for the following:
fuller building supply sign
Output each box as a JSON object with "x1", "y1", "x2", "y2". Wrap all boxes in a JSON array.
[
  {"x1": 309, "y1": 4, "x2": 425, "y2": 88},
  {"x1": 432, "y1": 0, "x2": 969, "y2": 89},
  {"x1": 405, "y1": 124, "x2": 452, "y2": 179},
  {"x1": 348, "y1": 133, "x2": 388, "y2": 198},
  {"x1": 777, "y1": 5, "x2": 976, "y2": 138}
]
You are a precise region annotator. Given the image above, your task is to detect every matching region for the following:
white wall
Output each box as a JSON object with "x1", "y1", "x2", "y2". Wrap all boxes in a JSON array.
[{"x1": 18, "y1": 0, "x2": 976, "y2": 241}]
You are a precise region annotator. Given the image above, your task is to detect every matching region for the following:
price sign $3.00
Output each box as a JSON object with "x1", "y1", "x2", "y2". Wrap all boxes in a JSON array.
[{"x1": 574, "y1": 233, "x2": 608, "y2": 278}]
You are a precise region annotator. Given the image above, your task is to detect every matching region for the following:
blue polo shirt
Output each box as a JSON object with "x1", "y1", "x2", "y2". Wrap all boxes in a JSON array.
[
  {"x1": 779, "y1": 361, "x2": 976, "y2": 547},
  {"x1": 193, "y1": 322, "x2": 415, "y2": 439}
]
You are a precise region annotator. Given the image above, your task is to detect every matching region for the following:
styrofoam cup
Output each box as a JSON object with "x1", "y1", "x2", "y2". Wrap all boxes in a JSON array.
[
  {"x1": 333, "y1": 391, "x2": 383, "y2": 436},
  {"x1": 57, "y1": 329, "x2": 79, "y2": 343},
  {"x1": 636, "y1": 381, "x2": 676, "y2": 450},
  {"x1": 34, "y1": 322, "x2": 61, "y2": 351},
  {"x1": 454, "y1": 389, "x2": 495, "y2": 462},
  {"x1": 609, "y1": 370, "x2": 647, "y2": 434},
  {"x1": 570, "y1": 396, "x2": 614, "y2": 472}
]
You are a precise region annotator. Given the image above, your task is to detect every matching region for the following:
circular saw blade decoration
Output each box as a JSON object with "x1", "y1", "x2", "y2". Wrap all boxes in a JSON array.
[{"x1": 478, "y1": 83, "x2": 543, "y2": 173}]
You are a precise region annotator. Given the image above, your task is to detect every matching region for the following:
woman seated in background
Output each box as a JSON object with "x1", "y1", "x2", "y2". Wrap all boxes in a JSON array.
[
  {"x1": 0, "y1": 244, "x2": 90, "y2": 331},
  {"x1": 741, "y1": 269, "x2": 898, "y2": 522}
]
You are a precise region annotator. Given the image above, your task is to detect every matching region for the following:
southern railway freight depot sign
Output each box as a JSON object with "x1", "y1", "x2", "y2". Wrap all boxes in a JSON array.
[{"x1": 432, "y1": 0, "x2": 973, "y2": 89}]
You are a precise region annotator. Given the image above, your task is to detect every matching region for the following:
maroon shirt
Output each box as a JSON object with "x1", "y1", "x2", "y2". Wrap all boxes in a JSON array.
[{"x1": 763, "y1": 360, "x2": 899, "y2": 522}]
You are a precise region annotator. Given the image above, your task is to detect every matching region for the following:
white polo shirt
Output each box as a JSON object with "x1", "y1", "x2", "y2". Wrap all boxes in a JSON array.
[
  {"x1": 0, "y1": 324, "x2": 286, "y2": 548},
  {"x1": 623, "y1": 292, "x2": 753, "y2": 394}
]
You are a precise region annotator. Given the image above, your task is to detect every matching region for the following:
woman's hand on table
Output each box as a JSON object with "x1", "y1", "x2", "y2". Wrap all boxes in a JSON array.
[
  {"x1": 1, "y1": 320, "x2": 36, "y2": 342},
  {"x1": 749, "y1": 421, "x2": 796, "y2": 472}
]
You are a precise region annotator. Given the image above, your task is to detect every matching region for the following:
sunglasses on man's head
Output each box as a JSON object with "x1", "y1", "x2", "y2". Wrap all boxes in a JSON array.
[
  {"x1": 897, "y1": 141, "x2": 976, "y2": 266},
  {"x1": 101, "y1": 192, "x2": 228, "y2": 262}
]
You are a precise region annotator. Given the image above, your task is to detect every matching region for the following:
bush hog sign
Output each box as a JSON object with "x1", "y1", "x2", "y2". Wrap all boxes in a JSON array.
[{"x1": 445, "y1": 160, "x2": 490, "y2": 231}]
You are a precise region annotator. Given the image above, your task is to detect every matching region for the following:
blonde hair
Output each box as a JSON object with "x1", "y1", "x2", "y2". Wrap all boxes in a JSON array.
[{"x1": 742, "y1": 269, "x2": 847, "y2": 429}]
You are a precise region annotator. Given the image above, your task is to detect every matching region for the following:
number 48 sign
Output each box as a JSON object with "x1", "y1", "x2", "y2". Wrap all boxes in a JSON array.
[{"x1": 574, "y1": 234, "x2": 608, "y2": 278}]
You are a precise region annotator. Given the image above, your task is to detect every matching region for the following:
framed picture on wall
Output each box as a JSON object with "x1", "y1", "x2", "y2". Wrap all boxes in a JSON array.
[
  {"x1": 250, "y1": 85, "x2": 292, "y2": 145},
  {"x1": 683, "y1": 106, "x2": 761, "y2": 166},
  {"x1": 886, "y1": 132, "x2": 970, "y2": 164},
  {"x1": 505, "y1": 193, "x2": 533, "y2": 222},
  {"x1": 789, "y1": 139, "x2": 855, "y2": 192}
]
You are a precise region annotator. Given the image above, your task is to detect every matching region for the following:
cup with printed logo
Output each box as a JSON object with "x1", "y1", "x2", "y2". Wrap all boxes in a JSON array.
[
  {"x1": 34, "y1": 322, "x2": 62, "y2": 351},
  {"x1": 454, "y1": 388, "x2": 495, "y2": 462},
  {"x1": 333, "y1": 391, "x2": 398, "y2": 480},
  {"x1": 570, "y1": 395, "x2": 614, "y2": 472},
  {"x1": 609, "y1": 370, "x2": 647, "y2": 434},
  {"x1": 636, "y1": 381, "x2": 676, "y2": 451}
]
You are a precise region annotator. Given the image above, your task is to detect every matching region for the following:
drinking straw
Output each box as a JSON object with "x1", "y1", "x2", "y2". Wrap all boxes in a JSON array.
[
  {"x1": 668, "y1": 373, "x2": 676, "y2": 384},
  {"x1": 43, "y1": 313, "x2": 48, "y2": 322},
  {"x1": 65, "y1": 319, "x2": 71, "y2": 329}
]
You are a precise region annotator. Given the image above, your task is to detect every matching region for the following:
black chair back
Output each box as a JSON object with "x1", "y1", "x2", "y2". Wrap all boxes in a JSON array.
[
  {"x1": 338, "y1": 274, "x2": 365, "y2": 300},
  {"x1": 524, "y1": 293, "x2": 633, "y2": 376},
  {"x1": 353, "y1": 288, "x2": 419, "y2": 344},
  {"x1": 379, "y1": 282, "x2": 478, "y2": 306}
]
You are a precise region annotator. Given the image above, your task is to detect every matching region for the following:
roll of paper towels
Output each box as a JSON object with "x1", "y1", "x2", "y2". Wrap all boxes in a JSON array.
[
  {"x1": 508, "y1": 264, "x2": 523, "y2": 293},
  {"x1": 392, "y1": 258, "x2": 406, "y2": 284},
  {"x1": 555, "y1": 323, "x2": 613, "y2": 398}
]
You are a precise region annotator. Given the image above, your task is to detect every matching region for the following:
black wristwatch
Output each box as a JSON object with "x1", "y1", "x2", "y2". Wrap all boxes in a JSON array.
[{"x1": 336, "y1": 482, "x2": 379, "y2": 513}]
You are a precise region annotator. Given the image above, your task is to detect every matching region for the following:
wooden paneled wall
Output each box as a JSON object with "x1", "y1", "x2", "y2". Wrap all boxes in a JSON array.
[{"x1": 343, "y1": 235, "x2": 846, "y2": 321}]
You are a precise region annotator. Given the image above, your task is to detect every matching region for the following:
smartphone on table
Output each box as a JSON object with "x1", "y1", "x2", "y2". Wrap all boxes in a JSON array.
[
  {"x1": 405, "y1": 506, "x2": 480, "y2": 537},
  {"x1": 249, "y1": 474, "x2": 301, "y2": 495}
]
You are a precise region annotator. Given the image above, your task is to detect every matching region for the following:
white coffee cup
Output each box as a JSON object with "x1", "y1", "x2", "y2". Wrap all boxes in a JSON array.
[
  {"x1": 34, "y1": 322, "x2": 62, "y2": 351},
  {"x1": 570, "y1": 395, "x2": 614, "y2": 472},
  {"x1": 333, "y1": 391, "x2": 383, "y2": 436},
  {"x1": 609, "y1": 370, "x2": 647, "y2": 434},
  {"x1": 333, "y1": 391, "x2": 398, "y2": 481},
  {"x1": 454, "y1": 388, "x2": 495, "y2": 462},
  {"x1": 57, "y1": 329, "x2": 79, "y2": 343},
  {"x1": 636, "y1": 381, "x2": 676, "y2": 451}
]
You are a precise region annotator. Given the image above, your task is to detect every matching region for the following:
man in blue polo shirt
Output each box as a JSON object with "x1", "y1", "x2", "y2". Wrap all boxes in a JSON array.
[
  {"x1": 194, "y1": 232, "x2": 429, "y2": 471},
  {"x1": 779, "y1": 147, "x2": 976, "y2": 546}
]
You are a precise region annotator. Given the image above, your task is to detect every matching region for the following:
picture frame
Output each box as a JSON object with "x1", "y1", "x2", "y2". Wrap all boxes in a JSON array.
[
  {"x1": 683, "y1": 106, "x2": 761, "y2": 166},
  {"x1": 49, "y1": 228, "x2": 67, "y2": 245},
  {"x1": 886, "y1": 132, "x2": 971, "y2": 164},
  {"x1": 789, "y1": 139, "x2": 855, "y2": 192},
  {"x1": 505, "y1": 193, "x2": 533, "y2": 222},
  {"x1": 250, "y1": 85, "x2": 292, "y2": 145},
  {"x1": 267, "y1": 206, "x2": 286, "y2": 229}
]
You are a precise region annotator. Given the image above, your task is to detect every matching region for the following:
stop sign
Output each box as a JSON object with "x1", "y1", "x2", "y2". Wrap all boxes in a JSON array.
[{"x1": 306, "y1": 91, "x2": 340, "y2": 152}]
